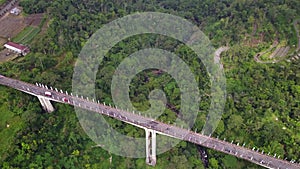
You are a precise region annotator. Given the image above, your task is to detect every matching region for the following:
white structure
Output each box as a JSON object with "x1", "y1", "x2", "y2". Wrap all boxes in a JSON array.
[
  {"x1": 4, "y1": 42, "x2": 30, "y2": 55},
  {"x1": 145, "y1": 129, "x2": 157, "y2": 166},
  {"x1": 37, "y1": 96, "x2": 54, "y2": 113},
  {"x1": 10, "y1": 7, "x2": 21, "y2": 15}
]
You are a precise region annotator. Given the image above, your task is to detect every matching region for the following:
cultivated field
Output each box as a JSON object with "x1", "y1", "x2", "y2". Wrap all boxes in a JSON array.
[
  {"x1": 289, "y1": 20, "x2": 300, "y2": 62},
  {"x1": 12, "y1": 26, "x2": 40, "y2": 44},
  {"x1": 0, "y1": 11, "x2": 44, "y2": 43},
  {"x1": 0, "y1": 14, "x2": 26, "y2": 39},
  {"x1": 25, "y1": 13, "x2": 44, "y2": 27},
  {"x1": 0, "y1": 37, "x2": 7, "y2": 46},
  {"x1": 269, "y1": 46, "x2": 290, "y2": 59}
]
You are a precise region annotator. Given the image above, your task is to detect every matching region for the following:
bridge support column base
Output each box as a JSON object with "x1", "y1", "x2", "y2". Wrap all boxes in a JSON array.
[
  {"x1": 145, "y1": 129, "x2": 156, "y2": 166},
  {"x1": 38, "y1": 96, "x2": 54, "y2": 113}
]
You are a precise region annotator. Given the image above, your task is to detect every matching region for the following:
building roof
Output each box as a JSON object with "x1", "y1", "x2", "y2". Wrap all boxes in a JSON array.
[{"x1": 5, "y1": 42, "x2": 28, "y2": 51}]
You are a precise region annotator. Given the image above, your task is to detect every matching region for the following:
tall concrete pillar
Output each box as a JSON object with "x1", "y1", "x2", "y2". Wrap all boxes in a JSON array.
[
  {"x1": 38, "y1": 96, "x2": 54, "y2": 113},
  {"x1": 145, "y1": 129, "x2": 156, "y2": 166}
]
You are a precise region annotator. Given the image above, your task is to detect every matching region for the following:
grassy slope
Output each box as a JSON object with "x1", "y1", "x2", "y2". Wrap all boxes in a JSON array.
[{"x1": 0, "y1": 89, "x2": 25, "y2": 160}]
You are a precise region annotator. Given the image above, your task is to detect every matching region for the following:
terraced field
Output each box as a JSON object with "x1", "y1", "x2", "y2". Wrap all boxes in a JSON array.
[
  {"x1": 294, "y1": 20, "x2": 300, "y2": 51},
  {"x1": 254, "y1": 19, "x2": 300, "y2": 63},
  {"x1": 288, "y1": 20, "x2": 300, "y2": 62},
  {"x1": 269, "y1": 46, "x2": 290, "y2": 59}
]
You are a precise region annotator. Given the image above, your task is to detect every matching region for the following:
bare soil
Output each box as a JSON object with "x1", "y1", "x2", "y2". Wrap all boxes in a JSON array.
[
  {"x1": 0, "y1": 49, "x2": 18, "y2": 63},
  {"x1": 0, "y1": 9, "x2": 44, "y2": 40},
  {"x1": 0, "y1": 14, "x2": 26, "y2": 39},
  {"x1": 25, "y1": 13, "x2": 43, "y2": 27},
  {"x1": 0, "y1": 37, "x2": 7, "y2": 46}
]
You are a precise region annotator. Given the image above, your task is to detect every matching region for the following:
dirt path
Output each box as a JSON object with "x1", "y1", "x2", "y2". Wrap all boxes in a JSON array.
[
  {"x1": 214, "y1": 46, "x2": 229, "y2": 69},
  {"x1": 215, "y1": 46, "x2": 229, "y2": 61}
]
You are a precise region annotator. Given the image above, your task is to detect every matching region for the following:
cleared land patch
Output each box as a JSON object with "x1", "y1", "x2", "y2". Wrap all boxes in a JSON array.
[
  {"x1": 0, "y1": 14, "x2": 26, "y2": 39},
  {"x1": 25, "y1": 13, "x2": 43, "y2": 27},
  {"x1": 254, "y1": 20, "x2": 300, "y2": 63},
  {"x1": 267, "y1": 46, "x2": 290, "y2": 59},
  {"x1": 0, "y1": 37, "x2": 6, "y2": 46},
  {"x1": 288, "y1": 20, "x2": 300, "y2": 62},
  {"x1": 0, "y1": 49, "x2": 18, "y2": 62},
  {"x1": 0, "y1": 12, "x2": 44, "y2": 42},
  {"x1": 0, "y1": 12, "x2": 44, "y2": 62}
]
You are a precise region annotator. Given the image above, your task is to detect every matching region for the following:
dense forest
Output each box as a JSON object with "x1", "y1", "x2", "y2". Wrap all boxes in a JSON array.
[{"x1": 0, "y1": 0, "x2": 299, "y2": 168}]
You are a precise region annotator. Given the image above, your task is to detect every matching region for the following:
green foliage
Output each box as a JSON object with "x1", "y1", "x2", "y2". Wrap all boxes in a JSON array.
[
  {"x1": 222, "y1": 155, "x2": 237, "y2": 169},
  {"x1": 0, "y1": 0, "x2": 7, "y2": 5},
  {"x1": 19, "y1": 0, "x2": 51, "y2": 13},
  {"x1": 209, "y1": 158, "x2": 219, "y2": 169},
  {"x1": 0, "y1": 0, "x2": 299, "y2": 168}
]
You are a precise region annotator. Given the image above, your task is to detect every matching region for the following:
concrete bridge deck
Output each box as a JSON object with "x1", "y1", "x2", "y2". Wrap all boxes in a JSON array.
[{"x1": 0, "y1": 75, "x2": 299, "y2": 169}]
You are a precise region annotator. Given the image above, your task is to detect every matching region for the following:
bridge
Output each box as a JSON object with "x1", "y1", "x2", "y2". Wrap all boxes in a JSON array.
[{"x1": 0, "y1": 75, "x2": 299, "y2": 169}]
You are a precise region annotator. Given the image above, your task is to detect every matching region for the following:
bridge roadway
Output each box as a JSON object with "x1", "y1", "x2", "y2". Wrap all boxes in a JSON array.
[{"x1": 0, "y1": 75, "x2": 299, "y2": 169}]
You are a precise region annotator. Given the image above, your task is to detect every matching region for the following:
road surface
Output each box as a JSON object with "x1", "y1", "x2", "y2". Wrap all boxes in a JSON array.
[{"x1": 0, "y1": 75, "x2": 299, "y2": 169}]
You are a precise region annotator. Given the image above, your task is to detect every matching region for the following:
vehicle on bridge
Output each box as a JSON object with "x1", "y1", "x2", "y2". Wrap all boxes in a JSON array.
[
  {"x1": 62, "y1": 97, "x2": 68, "y2": 102},
  {"x1": 44, "y1": 91, "x2": 52, "y2": 97}
]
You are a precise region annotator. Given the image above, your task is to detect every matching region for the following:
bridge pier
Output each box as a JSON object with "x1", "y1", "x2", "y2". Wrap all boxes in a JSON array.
[
  {"x1": 145, "y1": 129, "x2": 156, "y2": 166},
  {"x1": 38, "y1": 96, "x2": 54, "y2": 113}
]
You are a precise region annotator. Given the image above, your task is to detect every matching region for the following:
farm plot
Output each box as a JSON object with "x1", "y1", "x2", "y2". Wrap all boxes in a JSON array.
[
  {"x1": 0, "y1": 37, "x2": 7, "y2": 46},
  {"x1": 0, "y1": 15, "x2": 26, "y2": 38},
  {"x1": 25, "y1": 13, "x2": 44, "y2": 27},
  {"x1": 269, "y1": 46, "x2": 290, "y2": 59},
  {"x1": 0, "y1": 12, "x2": 44, "y2": 45},
  {"x1": 12, "y1": 26, "x2": 40, "y2": 44},
  {"x1": 294, "y1": 20, "x2": 300, "y2": 51}
]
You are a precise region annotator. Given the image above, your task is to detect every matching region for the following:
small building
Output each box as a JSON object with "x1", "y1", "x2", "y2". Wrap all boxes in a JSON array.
[
  {"x1": 4, "y1": 42, "x2": 30, "y2": 55},
  {"x1": 10, "y1": 7, "x2": 21, "y2": 15}
]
